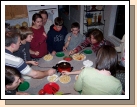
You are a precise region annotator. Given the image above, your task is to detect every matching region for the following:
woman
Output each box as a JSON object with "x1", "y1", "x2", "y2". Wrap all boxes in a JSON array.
[
  {"x1": 69, "y1": 45, "x2": 122, "y2": 95},
  {"x1": 69, "y1": 29, "x2": 114, "y2": 55},
  {"x1": 30, "y1": 13, "x2": 47, "y2": 60}
]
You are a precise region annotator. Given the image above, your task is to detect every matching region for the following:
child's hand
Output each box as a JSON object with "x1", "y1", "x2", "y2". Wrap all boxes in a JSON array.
[
  {"x1": 51, "y1": 51, "x2": 56, "y2": 56},
  {"x1": 43, "y1": 32, "x2": 47, "y2": 37},
  {"x1": 61, "y1": 71, "x2": 70, "y2": 75},
  {"x1": 67, "y1": 36, "x2": 71, "y2": 41},
  {"x1": 16, "y1": 92, "x2": 30, "y2": 95},
  {"x1": 34, "y1": 51, "x2": 39, "y2": 56},
  {"x1": 31, "y1": 61, "x2": 39, "y2": 66},
  {"x1": 69, "y1": 50, "x2": 76, "y2": 55},
  {"x1": 63, "y1": 46, "x2": 67, "y2": 51}
]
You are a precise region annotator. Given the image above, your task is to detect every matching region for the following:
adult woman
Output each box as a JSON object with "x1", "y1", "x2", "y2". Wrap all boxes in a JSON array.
[
  {"x1": 69, "y1": 28, "x2": 114, "y2": 55},
  {"x1": 73, "y1": 45, "x2": 122, "y2": 95},
  {"x1": 30, "y1": 13, "x2": 47, "y2": 59}
]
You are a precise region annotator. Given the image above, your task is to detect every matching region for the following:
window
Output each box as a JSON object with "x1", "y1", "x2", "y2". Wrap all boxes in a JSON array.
[{"x1": 113, "y1": 5, "x2": 125, "y2": 40}]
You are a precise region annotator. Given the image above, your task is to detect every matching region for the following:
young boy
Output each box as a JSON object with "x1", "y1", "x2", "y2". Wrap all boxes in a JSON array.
[
  {"x1": 46, "y1": 17, "x2": 68, "y2": 55},
  {"x1": 13, "y1": 26, "x2": 39, "y2": 66},
  {"x1": 5, "y1": 66, "x2": 29, "y2": 95},
  {"x1": 63, "y1": 22, "x2": 85, "y2": 51}
]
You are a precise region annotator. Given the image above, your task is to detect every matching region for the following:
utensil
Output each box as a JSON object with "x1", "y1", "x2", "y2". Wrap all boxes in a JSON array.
[
  {"x1": 79, "y1": 51, "x2": 84, "y2": 55},
  {"x1": 54, "y1": 73, "x2": 62, "y2": 82}
]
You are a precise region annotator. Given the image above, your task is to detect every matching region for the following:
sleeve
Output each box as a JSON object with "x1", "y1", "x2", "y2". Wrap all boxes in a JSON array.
[
  {"x1": 64, "y1": 33, "x2": 69, "y2": 43},
  {"x1": 74, "y1": 69, "x2": 85, "y2": 91},
  {"x1": 47, "y1": 31, "x2": 54, "y2": 53}
]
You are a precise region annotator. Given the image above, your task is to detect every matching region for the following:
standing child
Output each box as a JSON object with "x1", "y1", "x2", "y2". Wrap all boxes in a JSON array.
[
  {"x1": 30, "y1": 13, "x2": 47, "y2": 60},
  {"x1": 63, "y1": 22, "x2": 85, "y2": 51},
  {"x1": 47, "y1": 17, "x2": 68, "y2": 55},
  {"x1": 13, "y1": 26, "x2": 38, "y2": 66},
  {"x1": 5, "y1": 66, "x2": 29, "y2": 95}
]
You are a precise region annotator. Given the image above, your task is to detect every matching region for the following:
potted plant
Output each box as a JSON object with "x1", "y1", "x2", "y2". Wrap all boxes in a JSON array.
[{"x1": 85, "y1": 13, "x2": 93, "y2": 25}]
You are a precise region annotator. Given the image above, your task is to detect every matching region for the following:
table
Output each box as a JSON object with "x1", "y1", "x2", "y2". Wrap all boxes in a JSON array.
[{"x1": 21, "y1": 47, "x2": 96, "y2": 95}]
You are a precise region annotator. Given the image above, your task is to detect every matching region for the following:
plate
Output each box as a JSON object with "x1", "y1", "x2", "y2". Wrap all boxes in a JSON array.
[
  {"x1": 83, "y1": 49, "x2": 92, "y2": 54},
  {"x1": 18, "y1": 81, "x2": 30, "y2": 91},
  {"x1": 43, "y1": 54, "x2": 53, "y2": 61},
  {"x1": 43, "y1": 82, "x2": 59, "y2": 94},
  {"x1": 47, "y1": 74, "x2": 58, "y2": 82},
  {"x1": 75, "y1": 75, "x2": 79, "y2": 80},
  {"x1": 63, "y1": 56, "x2": 73, "y2": 61},
  {"x1": 83, "y1": 60, "x2": 93, "y2": 67},
  {"x1": 59, "y1": 75, "x2": 71, "y2": 84},
  {"x1": 56, "y1": 52, "x2": 65, "y2": 57},
  {"x1": 72, "y1": 53, "x2": 86, "y2": 61}
]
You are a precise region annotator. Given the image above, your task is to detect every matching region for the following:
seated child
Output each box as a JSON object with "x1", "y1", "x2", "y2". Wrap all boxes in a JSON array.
[
  {"x1": 46, "y1": 17, "x2": 68, "y2": 55},
  {"x1": 63, "y1": 22, "x2": 85, "y2": 51},
  {"x1": 5, "y1": 66, "x2": 29, "y2": 95}
]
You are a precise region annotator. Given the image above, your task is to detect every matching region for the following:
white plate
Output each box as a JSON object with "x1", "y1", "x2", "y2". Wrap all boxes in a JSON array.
[
  {"x1": 75, "y1": 75, "x2": 79, "y2": 81},
  {"x1": 83, "y1": 60, "x2": 93, "y2": 67},
  {"x1": 72, "y1": 53, "x2": 86, "y2": 61},
  {"x1": 43, "y1": 54, "x2": 53, "y2": 61},
  {"x1": 59, "y1": 75, "x2": 71, "y2": 84},
  {"x1": 47, "y1": 74, "x2": 58, "y2": 82}
]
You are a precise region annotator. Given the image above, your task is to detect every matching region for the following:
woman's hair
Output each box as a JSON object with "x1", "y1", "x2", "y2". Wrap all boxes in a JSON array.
[
  {"x1": 5, "y1": 31, "x2": 20, "y2": 47},
  {"x1": 71, "y1": 22, "x2": 80, "y2": 29},
  {"x1": 18, "y1": 26, "x2": 33, "y2": 40},
  {"x1": 39, "y1": 10, "x2": 48, "y2": 18},
  {"x1": 95, "y1": 45, "x2": 118, "y2": 76},
  {"x1": 5, "y1": 66, "x2": 21, "y2": 86},
  {"x1": 32, "y1": 13, "x2": 42, "y2": 26},
  {"x1": 88, "y1": 29, "x2": 104, "y2": 43},
  {"x1": 54, "y1": 17, "x2": 63, "y2": 26}
]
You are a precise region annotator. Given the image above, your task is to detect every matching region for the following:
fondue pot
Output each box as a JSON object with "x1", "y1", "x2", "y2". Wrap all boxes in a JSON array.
[{"x1": 52, "y1": 62, "x2": 73, "y2": 73}]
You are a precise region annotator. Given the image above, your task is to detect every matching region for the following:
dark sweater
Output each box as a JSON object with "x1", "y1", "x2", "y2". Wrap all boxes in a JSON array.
[{"x1": 47, "y1": 25, "x2": 68, "y2": 53}]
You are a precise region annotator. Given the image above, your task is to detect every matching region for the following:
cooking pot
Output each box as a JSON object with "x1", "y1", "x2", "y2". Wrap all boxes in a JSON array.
[{"x1": 52, "y1": 62, "x2": 73, "y2": 73}]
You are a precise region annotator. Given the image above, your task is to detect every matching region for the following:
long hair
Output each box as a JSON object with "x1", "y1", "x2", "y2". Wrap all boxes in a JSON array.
[{"x1": 95, "y1": 45, "x2": 118, "y2": 76}]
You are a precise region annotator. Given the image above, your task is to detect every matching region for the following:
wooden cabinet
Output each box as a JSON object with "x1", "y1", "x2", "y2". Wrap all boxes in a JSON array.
[{"x1": 5, "y1": 5, "x2": 28, "y2": 20}]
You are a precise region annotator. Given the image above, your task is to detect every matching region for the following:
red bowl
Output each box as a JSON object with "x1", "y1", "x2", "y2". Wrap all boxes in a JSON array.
[{"x1": 63, "y1": 56, "x2": 72, "y2": 61}]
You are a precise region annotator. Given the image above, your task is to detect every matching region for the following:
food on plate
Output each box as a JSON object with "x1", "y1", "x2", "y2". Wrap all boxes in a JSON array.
[
  {"x1": 43, "y1": 54, "x2": 53, "y2": 61},
  {"x1": 72, "y1": 53, "x2": 86, "y2": 61},
  {"x1": 47, "y1": 74, "x2": 58, "y2": 82},
  {"x1": 59, "y1": 75, "x2": 71, "y2": 84},
  {"x1": 38, "y1": 89, "x2": 45, "y2": 95}
]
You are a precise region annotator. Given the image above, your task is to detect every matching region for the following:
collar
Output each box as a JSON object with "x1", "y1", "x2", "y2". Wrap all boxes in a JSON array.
[{"x1": 5, "y1": 49, "x2": 13, "y2": 54}]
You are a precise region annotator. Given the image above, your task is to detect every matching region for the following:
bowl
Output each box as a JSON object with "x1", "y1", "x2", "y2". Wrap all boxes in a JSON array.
[
  {"x1": 83, "y1": 49, "x2": 92, "y2": 54},
  {"x1": 56, "y1": 52, "x2": 65, "y2": 57},
  {"x1": 18, "y1": 81, "x2": 30, "y2": 91},
  {"x1": 63, "y1": 56, "x2": 73, "y2": 61}
]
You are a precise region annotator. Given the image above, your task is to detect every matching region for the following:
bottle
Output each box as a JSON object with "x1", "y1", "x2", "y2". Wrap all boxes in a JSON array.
[
  {"x1": 98, "y1": 13, "x2": 102, "y2": 23},
  {"x1": 94, "y1": 13, "x2": 97, "y2": 23}
]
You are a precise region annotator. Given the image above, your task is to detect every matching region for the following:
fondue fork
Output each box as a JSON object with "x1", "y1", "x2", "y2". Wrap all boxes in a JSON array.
[{"x1": 54, "y1": 73, "x2": 62, "y2": 82}]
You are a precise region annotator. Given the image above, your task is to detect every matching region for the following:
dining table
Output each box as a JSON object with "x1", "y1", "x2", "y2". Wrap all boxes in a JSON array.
[{"x1": 19, "y1": 47, "x2": 96, "y2": 95}]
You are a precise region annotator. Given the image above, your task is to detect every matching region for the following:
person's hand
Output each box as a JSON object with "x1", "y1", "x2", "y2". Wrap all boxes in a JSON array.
[
  {"x1": 47, "y1": 69, "x2": 56, "y2": 76},
  {"x1": 16, "y1": 92, "x2": 30, "y2": 95},
  {"x1": 30, "y1": 61, "x2": 39, "y2": 66},
  {"x1": 34, "y1": 51, "x2": 39, "y2": 56},
  {"x1": 51, "y1": 51, "x2": 56, "y2": 56},
  {"x1": 61, "y1": 71, "x2": 70, "y2": 75},
  {"x1": 20, "y1": 78, "x2": 25, "y2": 83},
  {"x1": 67, "y1": 36, "x2": 71, "y2": 41},
  {"x1": 63, "y1": 46, "x2": 67, "y2": 51},
  {"x1": 69, "y1": 49, "x2": 76, "y2": 55},
  {"x1": 43, "y1": 32, "x2": 47, "y2": 37}
]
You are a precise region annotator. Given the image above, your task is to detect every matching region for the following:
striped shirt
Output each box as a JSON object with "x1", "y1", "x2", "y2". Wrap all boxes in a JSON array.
[{"x1": 5, "y1": 49, "x2": 32, "y2": 75}]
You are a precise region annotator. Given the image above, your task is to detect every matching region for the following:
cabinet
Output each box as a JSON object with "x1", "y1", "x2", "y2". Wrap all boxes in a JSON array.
[
  {"x1": 83, "y1": 5, "x2": 105, "y2": 36},
  {"x1": 5, "y1": 5, "x2": 28, "y2": 20}
]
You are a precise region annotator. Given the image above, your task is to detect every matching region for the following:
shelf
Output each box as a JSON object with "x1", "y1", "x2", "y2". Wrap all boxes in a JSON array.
[
  {"x1": 84, "y1": 9, "x2": 104, "y2": 12},
  {"x1": 84, "y1": 22, "x2": 104, "y2": 27}
]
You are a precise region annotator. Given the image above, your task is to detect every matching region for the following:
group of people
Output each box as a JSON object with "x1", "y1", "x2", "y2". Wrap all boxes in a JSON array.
[{"x1": 5, "y1": 10, "x2": 125, "y2": 95}]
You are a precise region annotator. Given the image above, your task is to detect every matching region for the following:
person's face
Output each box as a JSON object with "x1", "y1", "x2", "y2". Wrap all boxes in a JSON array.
[
  {"x1": 90, "y1": 35, "x2": 98, "y2": 44},
  {"x1": 33, "y1": 18, "x2": 43, "y2": 29},
  {"x1": 41, "y1": 14, "x2": 48, "y2": 25},
  {"x1": 14, "y1": 37, "x2": 21, "y2": 52},
  {"x1": 25, "y1": 34, "x2": 33, "y2": 42},
  {"x1": 55, "y1": 25, "x2": 62, "y2": 31},
  {"x1": 71, "y1": 28, "x2": 79, "y2": 35},
  {"x1": 6, "y1": 76, "x2": 21, "y2": 90}
]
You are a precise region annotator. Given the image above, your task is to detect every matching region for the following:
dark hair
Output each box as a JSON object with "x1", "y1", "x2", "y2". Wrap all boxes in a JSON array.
[
  {"x1": 32, "y1": 13, "x2": 42, "y2": 25},
  {"x1": 71, "y1": 22, "x2": 80, "y2": 29},
  {"x1": 5, "y1": 31, "x2": 20, "y2": 47},
  {"x1": 18, "y1": 26, "x2": 33, "y2": 40},
  {"x1": 39, "y1": 10, "x2": 48, "y2": 18},
  {"x1": 5, "y1": 66, "x2": 21, "y2": 86},
  {"x1": 95, "y1": 45, "x2": 118, "y2": 76},
  {"x1": 88, "y1": 28, "x2": 104, "y2": 43},
  {"x1": 54, "y1": 17, "x2": 63, "y2": 26}
]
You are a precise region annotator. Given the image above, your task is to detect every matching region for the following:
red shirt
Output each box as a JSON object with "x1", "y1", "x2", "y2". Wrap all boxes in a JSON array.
[{"x1": 30, "y1": 26, "x2": 47, "y2": 58}]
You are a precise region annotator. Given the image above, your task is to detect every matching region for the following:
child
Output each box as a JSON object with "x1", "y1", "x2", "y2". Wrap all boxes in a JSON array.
[
  {"x1": 63, "y1": 22, "x2": 85, "y2": 51},
  {"x1": 30, "y1": 13, "x2": 48, "y2": 59},
  {"x1": 5, "y1": 66, "x2": 29, "y2": 95},
  {"x1": 46, "y1": 17, "x2": 68, "y2": 55},
  {"x1": 13, "y1": 26, "x2": 38, "y2": 66},
  {"x1": 39, "y1": 10, "x2": 53, "y2": 34},
  {"x1": 69, "y1": 28, "x2": 114, "y2": 55}
]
